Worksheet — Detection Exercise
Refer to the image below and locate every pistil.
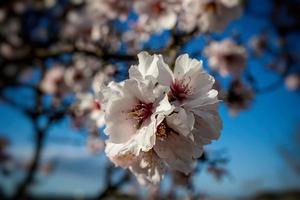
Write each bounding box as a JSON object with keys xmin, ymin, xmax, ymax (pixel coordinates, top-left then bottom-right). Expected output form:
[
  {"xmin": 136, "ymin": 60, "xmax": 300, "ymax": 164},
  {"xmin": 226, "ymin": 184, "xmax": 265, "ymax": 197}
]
[
  {"xmin": 168, "ymin": 78, "xmax": 192, "ymax": 102},
  {"xmin": 128, "ymin": 102, "xmax": 153, "ymax": 129}
]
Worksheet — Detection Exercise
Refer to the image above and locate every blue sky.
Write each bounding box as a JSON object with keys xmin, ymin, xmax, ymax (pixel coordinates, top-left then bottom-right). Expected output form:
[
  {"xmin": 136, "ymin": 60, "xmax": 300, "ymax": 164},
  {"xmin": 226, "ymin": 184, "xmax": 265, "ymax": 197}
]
[{"xmin": 1, "ymin": 0, "xmax": 300, "ymax": 198}]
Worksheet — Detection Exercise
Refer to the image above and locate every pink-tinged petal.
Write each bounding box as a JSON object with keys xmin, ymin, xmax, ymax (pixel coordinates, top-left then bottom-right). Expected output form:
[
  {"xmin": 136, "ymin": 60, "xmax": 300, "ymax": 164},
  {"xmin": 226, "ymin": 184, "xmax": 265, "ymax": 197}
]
[
  {"xmin": 174, "ymin": 54, "xmax": 202, "ymax": 79},
  {"xmin": 105, "ymin": 118, "xmax": 137, "ymax": 144},
  {"xmin": 135, "ymin": 119, "xmax": 156, "ymax": 151},
  {"xmin": 184, "ymin": 89, "xmax": 219, "ymax": 108},
  {"xmin": 153, "ymin": 94, "xmax": 174, "ymax": 117},
  {"xmin": 100, "ymin": 52, "xmax": 223, "ymax": 186},
  {"xmin": 105, "ymin": 97, "xmax": 137, "ymax": 143},
  {"xmin": 125, "ymin": 79, "xmax": 158, "ymax": 104},
  {"xmin": 154, "ymin": 133, "xmax": 203, "ymax": 175},
  {"xmin": 136, "ymin": 51, "xmax": 159, "ymax": 79},
  {"xmin": 166, "ymin": 108, "xmax": 195, "ymax": 141},
  {"xmin": 128, "ymin": 64, "xmax": 143, "ymax": 81},
  {"xmin": 188, "ymin": 72, "xmax": 215, "ymax": 98},
  {"xmin": 192, "ymin": 105, "xmax": 223, "ymax": 142},
  {"xmin": 157, "ymin": 56, "xmax": 173, "ymax": 86}
]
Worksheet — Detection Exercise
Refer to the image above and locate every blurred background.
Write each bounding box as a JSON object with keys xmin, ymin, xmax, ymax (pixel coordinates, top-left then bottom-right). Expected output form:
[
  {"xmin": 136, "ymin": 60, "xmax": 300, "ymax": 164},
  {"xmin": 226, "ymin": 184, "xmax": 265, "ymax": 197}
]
[{"xmin": 0, "ymin": 0, "xmax": 300, "ymax": 199}]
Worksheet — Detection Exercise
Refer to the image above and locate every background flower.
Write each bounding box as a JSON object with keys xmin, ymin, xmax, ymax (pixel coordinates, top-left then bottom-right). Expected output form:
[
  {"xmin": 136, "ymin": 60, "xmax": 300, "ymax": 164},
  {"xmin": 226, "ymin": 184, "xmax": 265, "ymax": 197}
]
[{"xmin": 204, "ymin": 39, "xmax": 247, "ymax": 77}]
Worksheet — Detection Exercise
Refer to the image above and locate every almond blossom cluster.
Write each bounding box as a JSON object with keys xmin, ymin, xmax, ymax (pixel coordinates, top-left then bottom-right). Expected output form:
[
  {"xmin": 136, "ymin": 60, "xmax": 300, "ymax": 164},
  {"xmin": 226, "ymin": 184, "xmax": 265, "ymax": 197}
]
[
  {"xmin": 133, "ymin": 0, "xmax": 242, "ymax": 33},
  {"xmin": 98, "ymin": 52, "xmax": 222, "ymax": 185},
  {"xmin": 40, "ymin": 56, "xmax": 116, "ymax": 151},
  {"xmin": 179, "ymin": 0, "xmax": 242, "ymax": 32},
  {"xmin": 60, "ymin": 0, "xmax": 243, "ymax": 50}
]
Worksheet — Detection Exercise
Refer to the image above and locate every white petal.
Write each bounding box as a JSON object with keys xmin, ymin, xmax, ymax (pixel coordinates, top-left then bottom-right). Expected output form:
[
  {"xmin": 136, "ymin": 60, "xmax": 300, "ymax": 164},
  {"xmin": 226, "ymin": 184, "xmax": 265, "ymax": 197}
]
[
  {"xmin": 188, "ymin": 72, "xmax": 215, "ymax": 99},
  {"xmin": 135, "ymin": 119, "xmax": 156, "ymax": 151},
  {"xmin": 105, "ymin": 97, "xmax": 137, "ymax": 143},
  {"xmin": 174, "ymin": 54, "xmax": 202, "ymax": 79},
  {"xmin": 129, "ymin": 150, "xmax": 166, "ymax": 185},
  {"xmin": 159, "ymin": 12, "xmax": 177, "ymax": 30},
  {"xmin": 154, "ymin": 133, "xmax": 202, "ymax": 175},
  {"xmin": 153, "ymin": 94, "xmax": 174, "ymax": 117},
  {"xmin": 185, "ymin": 89, "xmax": 219, "ymax": 108},
  {"xmin": 125, "ymin": 79, "xmax": 156, "ymax": 104},
  {"xmin": 135, "ymin": 51, "xmax": 160, "ymax": 80},
  {"xmin": 128, "ymin": 64, "xmax": 143, "ymax": 81},
  {"xmin": 166, "ymin": 108, "xmax": 195, "ymax": 141},
  {"xmin": 157, "ymin": 56, "xmax": 173, "ymax": 86},
  {"xmin": 192, "ymin": 104, "xmax": 223, "ymax": 143},
  {"xmin": 105, "ymin": 141, "xmax": 140, "ymax": 168}
]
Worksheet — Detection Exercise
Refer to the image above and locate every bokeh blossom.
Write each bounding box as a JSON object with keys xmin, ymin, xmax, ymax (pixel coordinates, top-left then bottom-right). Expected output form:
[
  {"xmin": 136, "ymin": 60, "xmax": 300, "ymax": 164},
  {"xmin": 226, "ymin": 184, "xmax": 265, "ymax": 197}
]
[
  {"xmin": 178, "ymin": 0, "xmax": 242, "ymax": 32},
  {"xmin": 204, "ymin": 39, "xmax": 247, "ymax": 77},
  {"xmin": 285, "ymin": 74, "xmax": 300, "ymax": 91}
]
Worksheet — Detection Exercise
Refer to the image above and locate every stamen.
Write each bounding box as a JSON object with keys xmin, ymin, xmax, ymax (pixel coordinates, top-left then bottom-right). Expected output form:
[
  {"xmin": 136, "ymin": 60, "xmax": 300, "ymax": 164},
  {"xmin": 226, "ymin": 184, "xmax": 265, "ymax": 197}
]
[
  {"xmin": 156, "ymin": 121, "xmax": 168, "ymax": 141},
  {"xmin": 93, "ymin": 100, "xmax": 101, "ymax": 110},
  {"xmin": 168, "ymin": 78, "xmax": 192, "ymax": 101},
  {"xmin": 128, "ymin": 102, "xmax": 153, "ymax": 129},
  {"xmin": 142, "ymin": 149, "xmax": 154, "ymax": 167},
  {"xmin": 114, "ymin": 153, "xmax": 135, "ymax": 167},
  {"xmin": 73, "ymin": 70, "xmax": 84, "ymax": 81}
]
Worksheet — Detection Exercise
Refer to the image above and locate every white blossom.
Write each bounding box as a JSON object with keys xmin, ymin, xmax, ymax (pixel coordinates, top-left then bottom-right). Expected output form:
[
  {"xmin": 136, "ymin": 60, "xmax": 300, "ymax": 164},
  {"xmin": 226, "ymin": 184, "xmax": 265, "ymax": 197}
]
[
  {"xmin": 87, "ymin": 0, "xmax": 133, "ymax": 21},
  {"xmin": 226, "ymin": 80, "xmax": 254, "ymax": 116},
  {"xmin": 101, "ymin": 52, "xmax": 222, "ymax": 185},
  {"xmin": 199, "ymin": 0, "xmax": 242, "ymax": 32},
  {"xmin": 178, "ymin": 0, "xmax": 242, "ymax": 33},
  {"xmin": 123, "ymin": 24, "xmax": 151, "ymax": 53},
  {"xmin": 285, "ymin": 74, "xmax": 300, "ymax": 91},
  {"xmin": 131, "ymin": 52, "xmax": 222, "ymax": 146},
  {"xmin": 177, "ymin": 1, "xmax": 199, "ymax": 32},
  {"xmin": 62, "ymin": 8, "xmax": 120, "ymax": 49},
  {"xmin": 204, "ymin": 39, "xmax": 247, "ymax": 77},
  {"xmin": 70, "ymin": 93, "xmax": 105, "ymax": 133},
  {"xmin": 134, "ymin": 0, "xmax": 182, "ymax": 33},
  {"xmin": 92, "ymin": 68, "xmax": 115, "ymax": 94},
  {"xmin": 100, "ymin": 78, "xmax": 173, "ymax": 152},
  {"xmin": 64, "ymin": 55, "xmax": 99, "ymax": 92},
  {"xmin": 40, "ymin": 65, "xmax": 66, "ymax": 95}
]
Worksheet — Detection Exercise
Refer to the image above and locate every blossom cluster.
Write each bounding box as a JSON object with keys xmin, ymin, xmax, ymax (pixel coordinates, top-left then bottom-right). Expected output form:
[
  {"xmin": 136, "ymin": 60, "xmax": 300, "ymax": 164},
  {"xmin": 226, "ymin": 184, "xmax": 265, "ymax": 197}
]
[
  {"xmin": 61, "ymin": 0, "xmax": 243, "ymax": 51},
  {"xmin": 84, "ymin": 0, "xmax": 243, "ymax": 34},
  {"xmin": 98, "ymin": 52, "xmax": 222, "ymax": 185},
  {"xmin": 40, "ymin": 55, "xmax": 116, "ymax": 151}
]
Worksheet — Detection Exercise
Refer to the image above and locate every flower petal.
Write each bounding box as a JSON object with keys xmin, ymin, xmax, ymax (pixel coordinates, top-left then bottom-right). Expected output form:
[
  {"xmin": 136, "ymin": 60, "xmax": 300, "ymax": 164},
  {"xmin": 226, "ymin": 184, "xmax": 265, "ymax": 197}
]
[
  {"xmin": 154, "ymin": 132, "xmax": 202, "ymax": 175},
  {"xmin": 166, "ymin": 108, "xmax": 195, "ymax": 141},
  {"xmin": 129, "ymin": 150, "xmax": 166, "ymax": 185}
]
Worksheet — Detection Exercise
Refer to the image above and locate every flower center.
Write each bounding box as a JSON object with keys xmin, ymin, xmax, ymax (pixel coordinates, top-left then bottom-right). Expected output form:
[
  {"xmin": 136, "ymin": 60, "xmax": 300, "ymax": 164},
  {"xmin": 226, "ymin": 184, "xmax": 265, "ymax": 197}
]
[
  {"xmin": 128, "ymin": 101, "xmax": 153, "ymax": 129},
  {"xmin": 54, "ymin": 77, "xmax": 64, "ymax": 87},
  {"xmin": 141, "ymin": 149, "xmax": 155, "ymax": 166},
  {"xmin": 93, "ymin": 100, "xmax": 101, "ymax": 110},
  {"xmin": 168, "ymin": 78, "xmax": 192, "ymax": 102},
  {"xmin": 204, "ymin": 2, "xmax": 218, "ymax": 13},
  {"xmin": 223, "ymin": 54, "xmax": 240, "ymax": 64},
  {"xmin": 152, "ymin": 2, "xmax": 165, "ymax": 15},
  {"xmin": 156, "ymin": 121, "xmax": 168, "ymax": 141},
  {"xmin": 73, "ymin": 70, "xmax": 84, "ymax": 81}
]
